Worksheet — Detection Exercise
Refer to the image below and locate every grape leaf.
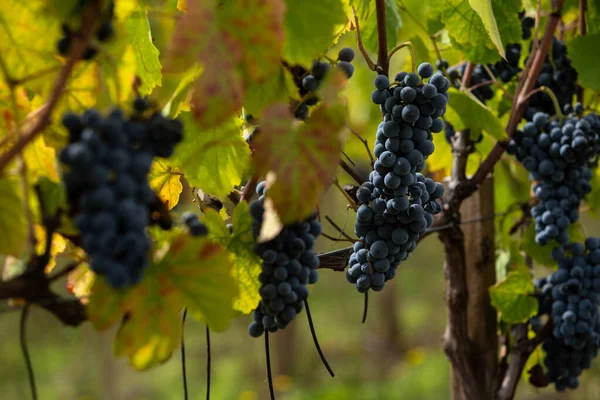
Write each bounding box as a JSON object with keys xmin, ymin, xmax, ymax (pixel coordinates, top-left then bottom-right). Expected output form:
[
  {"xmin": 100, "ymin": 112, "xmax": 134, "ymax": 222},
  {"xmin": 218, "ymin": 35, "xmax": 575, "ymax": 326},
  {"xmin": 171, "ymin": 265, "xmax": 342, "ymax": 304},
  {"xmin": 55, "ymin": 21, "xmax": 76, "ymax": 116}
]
[
  {"xmin": 520, "ymin": 223, "xmax": 555, "ymax": 267},
  {"xmin": 66, "ymin": 263, "xmax": 95, "ymax": 299},
  {"xmin": 569, "ymin": 33, "xmax": 600, "ymax": 90},
  {"xmin": 430, "ymin": 0, "xmax": 522, "ymax": 63},
  {"xmin": 468, "ymin": 0, "xmax": 505, "ymax": 58},
  {"xmin": 148, "ymin": 160, "xmax": 183, "ymax": 210},
  {"xmin": 177, "ymin": 0, "xmax": 187, "ymax": 12},
  {"xmin": 252, "ymin": 100, "xmax": 345, "ymax": 223},
  {"xmin": 124, "ymin": 8, "xmax": 162, "ymax": 95},
  {"xmin": 201, "ymin": 203, "xmax": 262, "ymax": 314},
  {"xmin": 167, "ymin": 0, "xmax": 244, "ymax": 128},
  {"xmin": 426, "ymin": 129, "xmax": 453, "ymax": 176},
  {"xmin": 445, "ymin": 89, "xmax": 505, "ymax": 140},
  {"xmin": 355, "ymin": 0, "xmax": 403, "ymax": 54},
  {"xmin": 23, "ymin": 136, "xmax": 59, "ymax": 183},
  {"xmin": 34, "ymin": 225, "xmax": 67, "ymax": 273},
  {"xmin": 283, "ymin": 0, "xmax": 348, "ymax": 65},
  {"xmin": 172, "ymin": 114, "xmax": 250, "ymax": 198},
  {"xmin": 243, "ymin": 65, "xmax": 296, "ymax": 117},
  {"xmin": 0, "ymin": 178, "xmax": 27, "ymax": 257},
  {"xmin": 88, "ymin": 236, "xmax": 236, "ymax": 370},
  {"xmin": 217, "ymin": 0, "xmax": 285, "ymax": 82},
  {"xmin": 489, "ymin": 270, "xmax": 538, "ymax": 323}
]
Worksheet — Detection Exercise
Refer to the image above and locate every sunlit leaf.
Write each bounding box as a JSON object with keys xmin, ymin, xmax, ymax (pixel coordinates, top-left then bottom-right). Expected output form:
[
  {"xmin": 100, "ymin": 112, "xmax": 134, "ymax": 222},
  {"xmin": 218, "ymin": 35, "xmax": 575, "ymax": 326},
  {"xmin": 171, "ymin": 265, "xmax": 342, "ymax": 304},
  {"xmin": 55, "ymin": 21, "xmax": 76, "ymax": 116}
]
[
  {"xmin": 569, "ymin": 33, "xmax": 600, "ymax": 90},
  {"xmin": 172, "ymin": 114, "xmax": 250, "ymax": 198},
  {"xmin": 23, "ymin": 136, "xmax": 59, "ymax": 183},
  {"xmin": 445, "ymin": 89, "xmax": 505, "ymax": 140},
  {"xmin": 125, "ymin": 8, "xmax": 162, "ymax": 95},
  {"xmin": 148, "ymin": 160, "xmax": 183, "ymax": 210},
  {"xmin": 468, "ymin": 0, "xmax": 505, "ymax": 58},
  {"xmin": 489, "ymin": 270, "xmax": 538, "ymax": 323},
  {"xmin": 35, "ymin": 225, "xmax": 67, "ymax": 273},
  {"xmin": 67, "ymin": 263, "xmax": 96, "ymax": 300},
  {"xmin": 354, "ymin": 0, "xmax": 402, "ymax": 54},
  {"xmin": 202, "ymin": 203, "xmax": 262, "ymax": 314}
]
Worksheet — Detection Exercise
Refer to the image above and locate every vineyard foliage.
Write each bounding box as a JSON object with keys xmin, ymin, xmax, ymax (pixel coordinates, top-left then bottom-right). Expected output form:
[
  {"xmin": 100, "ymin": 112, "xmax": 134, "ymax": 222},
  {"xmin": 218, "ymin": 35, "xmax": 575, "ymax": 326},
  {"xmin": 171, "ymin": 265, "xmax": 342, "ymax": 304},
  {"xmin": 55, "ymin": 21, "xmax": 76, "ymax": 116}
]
[{"xmin": 1, "ymin": 0, "xmax": 600, "ymax": 396}]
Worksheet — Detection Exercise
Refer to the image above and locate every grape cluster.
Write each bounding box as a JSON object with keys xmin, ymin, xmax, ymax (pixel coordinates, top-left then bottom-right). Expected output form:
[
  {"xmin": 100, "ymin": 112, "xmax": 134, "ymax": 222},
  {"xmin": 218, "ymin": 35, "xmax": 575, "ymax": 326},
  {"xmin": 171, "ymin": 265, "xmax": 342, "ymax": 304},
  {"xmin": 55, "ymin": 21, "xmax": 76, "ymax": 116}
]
[
  {"xmin": 532, "ymin": 240, "xmax": 600, "ymax": 391},
  {"xmin": 59, "ymin": 102, "xmax": 183, "ymax": 288},
  {"xmin": 57, "ymin": 1, "xmax": 115, "ymax": 60},
  {"xmin": 524, "ymin": 38, "xmax": 579, "ymax": 120},
  {"xmin": 247, "ymin": 183, "xmax": 322, "ymax": 337},
  {"xmin": 293, "ymin": 47, "xmax": 355, "ymax": 120},
  {"xmin": 182, "ymin": 212, "xmax": 208, "ymax": 237},
  {"xmin": 507, "ymin": 110, "xmax": 599, "ymax": 245},
  {"xmin": 345, "ymin": 63, "xmax": 448, "ymax": 292}
]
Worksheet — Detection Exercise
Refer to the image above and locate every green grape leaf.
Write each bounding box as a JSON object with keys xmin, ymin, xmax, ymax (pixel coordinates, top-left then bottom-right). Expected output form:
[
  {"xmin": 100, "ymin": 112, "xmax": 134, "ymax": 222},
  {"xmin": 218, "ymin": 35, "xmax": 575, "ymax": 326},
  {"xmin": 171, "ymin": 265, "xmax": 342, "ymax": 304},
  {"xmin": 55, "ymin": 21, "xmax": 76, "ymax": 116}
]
[
  {"xmin": 426, "ymin": 128, "xmax": 453, "ymax": 176},
  {"xmin": 148, "ymin": 160, "xmax": 183, "ymax": 210},
  {"xmin": 283, "ymin": 0, "xmax": 348, "ymax": 65},
  {"xmin": 445, "ymin": 89, "xmax": 506, "ymax": 140},
  {"xmin": 569, "ymin": 33, "xmax": 600, "ymax": 90},
  {"xmin": 489, "ymin": 270, "xmax": 538, "ymax": 324},
  {"xmin": 201, "ymin": 203, "xmax": 262, "ymax": 314},
  {"xmin": 172, "ymin": 114, "xmax": 250, "ymax": 198},
  {"xmin": 355, "ymin": 0, "xmax": 402, "ymax": 54},
  {"xmin": 243, "ymin": 65, "xmax": 296, "ymax": 117},
  {"xmin": 0, "ymin": 178, "xmax": 27, "ymax": 257},
  {"xmin": 468, "ymin": 0, "xmax": 505, "ymax": 57},
  {"xmin": 217, "ymin": 0, "xmax": 285, "ymax": 82},
  {"xmin": 252, "ymin": 99, "xmax": 345, "ymax": 223},
  {"xmin": 430, "ymin": 0, "xmax": 522, "ymax": 63},
  {"xmin": 124, "ymin": 8, "xmax": 162, "ymax": 95},
  {"xmin": 89, "ymin": 236, "xmax": 236, "ymax": 370},
  {"xmin": 35, "ymin": 177, "xmax": 67, "ymax": 218}
]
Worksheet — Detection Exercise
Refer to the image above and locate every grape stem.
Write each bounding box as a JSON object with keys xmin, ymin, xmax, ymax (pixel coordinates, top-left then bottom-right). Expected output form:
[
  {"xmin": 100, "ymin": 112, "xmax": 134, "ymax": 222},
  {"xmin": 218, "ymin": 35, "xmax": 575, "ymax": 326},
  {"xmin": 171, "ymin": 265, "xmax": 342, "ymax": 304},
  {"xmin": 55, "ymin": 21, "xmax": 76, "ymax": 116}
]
[
  {"xmin": 387, "ymin": 42, "xmax": 417, "ymax": 74},
  {"xmin": 332, "ymin": 177, "xmax": 359, "ymax": 211},
  {"xmin": 351, "ymin": 6, "xmax": 377, "ymax": 72},
  {"xmin": 522, "ymin": 86, "xmax": 564, "ymax": 121},
  {"xmin": 375, "ymin": 0, "xmax": 390, "ymax": 76}
]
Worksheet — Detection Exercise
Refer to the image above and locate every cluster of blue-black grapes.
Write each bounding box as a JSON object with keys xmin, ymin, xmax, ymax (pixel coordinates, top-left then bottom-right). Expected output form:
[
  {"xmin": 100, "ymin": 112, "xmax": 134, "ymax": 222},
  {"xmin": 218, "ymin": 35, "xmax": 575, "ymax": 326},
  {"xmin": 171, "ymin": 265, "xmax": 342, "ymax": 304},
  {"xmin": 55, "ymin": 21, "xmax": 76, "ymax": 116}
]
[
  {"xmin": 247, "ymin": 182, "xmax": 322, "ymax": 337},
  {"xmin": 293, "ymin": 48, "xmax": 355, "ymax": 120},
  {"xmin": 507, "ymin": 110, "xmax": 600, "ymax": 245},
  {"xmin": 524, "ymin": 37, "xmax": 579, "ymax": 121},
  {"xmin": 57, "ymin": 1, "xmax": 115, "ymax": 60},
  {"xmin": 531, "ymin": 240, "xmax": 600, "ymax": 391},
  {"xmin": 59, "ymin": 100, "xmax": 183, "ymax": 288},
  {"xmin": 345, "ymin": 63, "xmax": 447, "ymax": 292}
]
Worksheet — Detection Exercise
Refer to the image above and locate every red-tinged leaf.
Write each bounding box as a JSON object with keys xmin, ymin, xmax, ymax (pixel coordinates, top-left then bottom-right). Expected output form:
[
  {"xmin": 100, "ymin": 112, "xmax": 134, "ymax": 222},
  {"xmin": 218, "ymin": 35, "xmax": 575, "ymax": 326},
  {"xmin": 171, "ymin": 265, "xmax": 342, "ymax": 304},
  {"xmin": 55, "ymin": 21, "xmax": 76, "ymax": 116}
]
[
  {"xmin": 87, "ymin": 277, "xmax": 128, "ymax": 331},
  {"xmin": 167, "ymin": 0, "xmax": 244, "ymax": 128},
  {"xmin": 252, "ymin": 102, "xmax": 346, "ymax": 223},
  {"xmin": 190, "ymin": 57, "xmax": 244, "ymax": 129},
  {"xmin": 217, "ymin": 0, "xmax": 286, "ymax": 82}
]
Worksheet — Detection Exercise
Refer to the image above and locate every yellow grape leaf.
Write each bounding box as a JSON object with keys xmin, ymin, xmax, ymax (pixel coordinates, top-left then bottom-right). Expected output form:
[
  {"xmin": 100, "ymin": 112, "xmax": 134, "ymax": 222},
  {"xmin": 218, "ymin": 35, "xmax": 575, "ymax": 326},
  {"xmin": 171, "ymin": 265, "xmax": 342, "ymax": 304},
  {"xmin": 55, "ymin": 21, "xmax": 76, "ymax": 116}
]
[
  {"xmin": 426, "ymin": 130, "xmax": 453, "ymax": 176},
  {"xmin": 23, "ymin": 136, "xmax": 59, "ymax": 183},
  {"xmin": 172, "ymin": 114, "xmax": 250, "ymax": 198},
  {"xmin": 177, "ymin": 0, "xmax": 187, "ymax": 12},
  {"xmin": 88, "ymin": 236, "xmax": 236, "ymax": 370},
  {"xmin": 148, "ymin": 160, "xmax": 183, "ymax": 210},
  {"xmin": 115, "ymin": 0, "xmax": 139, "ymax": 20},
  {"xmin": 201, "ymin": 203, "xmax": 262, "ymax": 314},
  {"xmin": 252, "ymin": 101, "xmax": 345, "ymax": 223},
  {"xmin": 34, "ymin": 225, "xmax": 67, "ymax": 273},
  {"xmin": 66, "ymin": 263, "xmax": 95, "ymax": 301},
  {"xmin": 0, "ymin": 178, "xmax": 27, "ymax": 257}
]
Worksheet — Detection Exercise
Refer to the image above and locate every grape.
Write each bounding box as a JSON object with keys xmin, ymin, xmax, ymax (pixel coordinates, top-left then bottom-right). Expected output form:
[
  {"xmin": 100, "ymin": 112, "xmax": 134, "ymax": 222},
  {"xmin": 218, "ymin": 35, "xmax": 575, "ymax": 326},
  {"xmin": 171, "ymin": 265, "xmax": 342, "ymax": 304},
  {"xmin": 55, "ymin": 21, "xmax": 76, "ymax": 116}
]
[
  {"xmin": 374, "ymin": 75, "xmax": 390, "ymax": 91},
  {"xmin": 248, "ymin": 183, "xmax": 322, "ymax": 337},
  {"xmin": 338, "ymin": 47, "xmax": 355, "ymax": 62},
  {"xmin": 60, "ymin": 103, "xmax": 183, "ymax": 288},
  {"xmin": 508, "ymin": 110, "xmax": 598, "ymax": 245},
  {"xmin": 347, "ymin": 65, "xmax": 448, "ymax": 292},
  {"xmin": 302, "ymin": 75, "xmax": 318, "ymax": 91},
  {"xmin": 337, "ymin": 61, "xmax": 354, "ymax": 78},
  {"xmin": 417, "ymin": 63, "xmax": 434, "ymax": 79}
]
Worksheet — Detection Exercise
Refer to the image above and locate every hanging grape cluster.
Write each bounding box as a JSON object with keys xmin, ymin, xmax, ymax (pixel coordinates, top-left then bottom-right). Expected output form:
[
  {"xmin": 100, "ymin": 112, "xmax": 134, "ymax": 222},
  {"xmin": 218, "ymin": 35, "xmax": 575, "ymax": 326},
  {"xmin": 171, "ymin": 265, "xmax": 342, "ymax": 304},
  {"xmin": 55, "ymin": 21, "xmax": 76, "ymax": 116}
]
[
  {"xmin": 532, "ymin": 240, "xmax": 600, "ymax": 391},
  {"xmin": 345, "ymin": 63, "xmax": 447, "ymax": 292},
  {"xmin": 247, "ymin": 182, "xmax": 322, "ymax": 337},
  {"xmin": 60, "ymin": 101, "xmax": 183, "ymax": 288},
  {"xmin": 291, "ymin": 47, "xmax": 356, "ymax": 120},
  {"xmin": 57, "ymin": 1, "xmax": 115, "ymax": 60},
  {"xmin": 507, "ymin": 109, "xmax": 600, "ymax": 245}
]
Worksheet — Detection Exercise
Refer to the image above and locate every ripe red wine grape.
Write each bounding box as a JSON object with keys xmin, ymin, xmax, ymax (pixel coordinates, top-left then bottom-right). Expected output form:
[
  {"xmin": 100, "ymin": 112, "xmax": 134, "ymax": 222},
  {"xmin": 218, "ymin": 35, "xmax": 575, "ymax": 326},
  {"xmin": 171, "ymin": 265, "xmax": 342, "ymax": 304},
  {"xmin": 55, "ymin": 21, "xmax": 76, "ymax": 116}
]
[
  {"xmin": 346, "ymin": 64, "xmax": 448, "ymax": 292},
  {"xmin": 60, "ymin": 101, "xmax": 183, "ymax": 288},
  {"xmin": 248, "ymin": 182, "xmax": 322, "ymax": 337}
]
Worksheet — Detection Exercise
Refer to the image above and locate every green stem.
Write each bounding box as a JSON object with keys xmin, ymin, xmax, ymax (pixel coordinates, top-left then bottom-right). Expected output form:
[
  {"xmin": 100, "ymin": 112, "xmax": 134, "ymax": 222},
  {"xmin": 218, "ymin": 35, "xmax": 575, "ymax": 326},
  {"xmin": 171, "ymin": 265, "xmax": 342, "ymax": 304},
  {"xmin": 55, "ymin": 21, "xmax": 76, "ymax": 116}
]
[{"xmin": 388, "ymin": 41, "xmax": 416, "ymax": 73}]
